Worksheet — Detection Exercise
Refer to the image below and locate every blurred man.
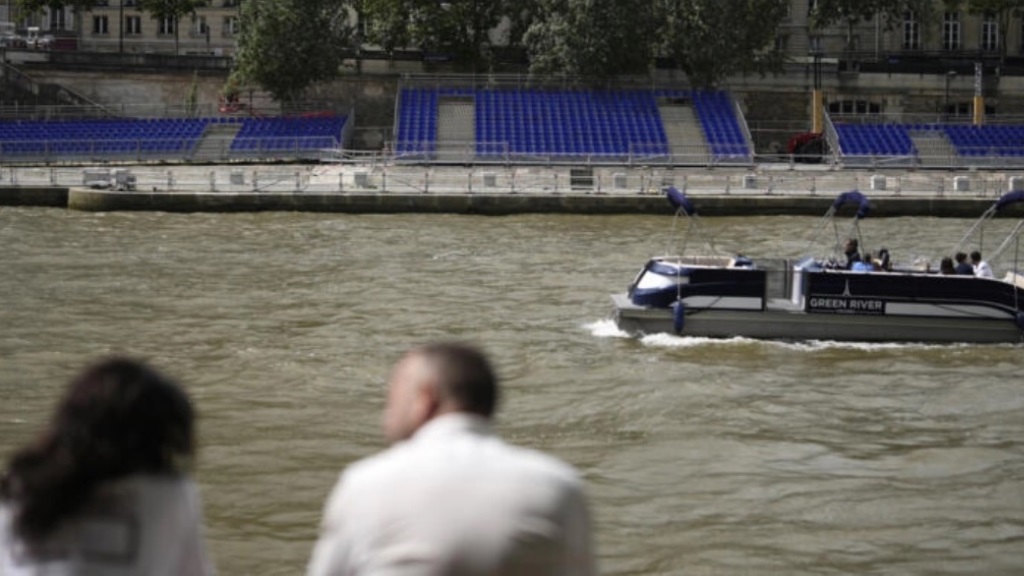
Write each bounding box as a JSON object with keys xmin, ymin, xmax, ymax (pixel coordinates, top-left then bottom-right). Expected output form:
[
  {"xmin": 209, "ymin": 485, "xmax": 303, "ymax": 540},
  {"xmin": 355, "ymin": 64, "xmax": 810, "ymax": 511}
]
[
  {"xmin": 308, "ymin": 342, "xmax": 596, "ymax": 576},
  {"xmin": 971, "ymin": 250, "xmax": 994, "ymax": 278}
]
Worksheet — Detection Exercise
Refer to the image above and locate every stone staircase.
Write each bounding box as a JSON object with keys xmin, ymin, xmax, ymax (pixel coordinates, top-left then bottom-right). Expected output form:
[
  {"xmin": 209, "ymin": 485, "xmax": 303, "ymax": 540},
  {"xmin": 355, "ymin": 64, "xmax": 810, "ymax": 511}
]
[
  {"xmin": 909, "ymin": 129, "xmax": 957, "ymax": 167},
  {"xmin": 659, "ymin": 104, "xmax": 708, "ymax": 164},
  {"xmin": 436, "ymin": 97, "xmax": 475, "ymax": 162},
  {"xmin": 191, "ymin": 122, "xmax": 242, "ymax": 162}
]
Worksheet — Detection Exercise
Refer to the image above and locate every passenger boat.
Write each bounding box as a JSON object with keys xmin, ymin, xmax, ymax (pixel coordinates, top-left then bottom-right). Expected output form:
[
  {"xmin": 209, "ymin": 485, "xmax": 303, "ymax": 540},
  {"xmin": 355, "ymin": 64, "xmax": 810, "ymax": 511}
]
[{"xmin": 611, "ymin": 187, "xmax": 1024, "ymax": 343}]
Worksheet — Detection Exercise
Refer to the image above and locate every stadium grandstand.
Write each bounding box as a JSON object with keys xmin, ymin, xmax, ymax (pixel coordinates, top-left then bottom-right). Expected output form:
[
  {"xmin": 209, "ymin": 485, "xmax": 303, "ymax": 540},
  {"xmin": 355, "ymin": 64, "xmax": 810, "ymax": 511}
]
[
  {"xmin": 391, "ymin": 82, "xmax": 754, "ymax": 166},
  {"xmin": 3, "ymin": 76, "xmax": 1024, "ymax": 171},
  {"xmin": 387, "ymin": 78, "xmax": 1024, "ymax": 169},
  {"xmin": 0, "ymin": 112, "xmax": 352, "ymax": 164}
]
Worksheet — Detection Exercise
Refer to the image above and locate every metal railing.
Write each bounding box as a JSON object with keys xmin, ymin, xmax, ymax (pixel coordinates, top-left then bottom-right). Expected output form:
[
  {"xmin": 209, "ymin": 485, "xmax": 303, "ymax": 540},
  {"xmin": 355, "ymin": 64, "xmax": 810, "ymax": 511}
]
[{"xmin": 3, "ymin": 163, "xmax": 1021, "ymax": 200}]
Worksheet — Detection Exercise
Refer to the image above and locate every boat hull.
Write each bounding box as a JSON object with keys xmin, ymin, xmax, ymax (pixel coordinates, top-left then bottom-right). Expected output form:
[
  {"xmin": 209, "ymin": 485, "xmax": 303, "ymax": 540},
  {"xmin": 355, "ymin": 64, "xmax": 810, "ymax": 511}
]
[{"xmin": 611, "ymin": 293, "xmax": 1024, "ymax": 344}]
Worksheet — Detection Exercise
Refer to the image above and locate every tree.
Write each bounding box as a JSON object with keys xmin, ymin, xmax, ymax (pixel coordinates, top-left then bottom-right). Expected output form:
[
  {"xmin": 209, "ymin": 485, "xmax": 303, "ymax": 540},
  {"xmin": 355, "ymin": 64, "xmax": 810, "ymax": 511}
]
[
  {"xmin": 15, "ymin": 0, "xmax": 96, "ymax": 12},
  {"xmin": 656, "ymin": 0, "xmax": 790, "ymax": 89},
  {"xmin": 233, "ymin": 0, "xmax": 355, "ymax": 103},
  {"xmin": 15, "ymin": 0, "xmax": 100, "ymax": 37},
  {"xmin": 521, "ymin": 0, "xmax": 657, "ymax": 80},
  {"xmin": 135, "ymin": 0, "xmax": 205, "ymax": 55},
  {"xmin": 361, "ymin": 0, "xmax": 511, "ymax": 73}
]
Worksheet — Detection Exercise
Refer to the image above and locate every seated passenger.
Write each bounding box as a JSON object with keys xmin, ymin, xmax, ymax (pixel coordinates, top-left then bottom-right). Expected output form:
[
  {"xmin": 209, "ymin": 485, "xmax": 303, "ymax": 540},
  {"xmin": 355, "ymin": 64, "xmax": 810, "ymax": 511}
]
[
  {"xmin": 873, "ymin": 248, "xmax": 892, "ymax": 272},
  {"xmin": 843, "ymin": 238, "xmax": 861, "ymax": 270},
  {"xmin": 954, "ymin": 252, "xmax": 973, "ymax": 275},
  {"xmin": 971, "ymin": 250, "xmax": 994, "ymax": 278},
  {"xmin": 939, "ymin": 256, "xmax": 956, "ymax": 275},
  {"xmin": 851, "ymin": 253, "xmax": 875, "ymax": 273}
]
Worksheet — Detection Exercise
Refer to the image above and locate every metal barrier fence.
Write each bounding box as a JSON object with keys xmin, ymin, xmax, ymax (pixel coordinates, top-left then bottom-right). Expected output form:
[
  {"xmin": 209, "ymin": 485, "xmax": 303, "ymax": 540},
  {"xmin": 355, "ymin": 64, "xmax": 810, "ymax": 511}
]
[
  {"xmin": 0, "ymin": 136, "xmax": 342, "ymax": 164},
  {"xmin": 3, "ymin": 163, "xmax": 1022, "ymax": 199}
]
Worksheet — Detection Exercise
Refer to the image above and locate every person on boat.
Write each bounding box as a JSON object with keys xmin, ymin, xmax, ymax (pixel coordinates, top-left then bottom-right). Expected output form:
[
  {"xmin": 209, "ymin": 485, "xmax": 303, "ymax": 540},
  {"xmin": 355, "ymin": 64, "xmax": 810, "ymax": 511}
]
[
  {"xmin": 307, "ymin": 342, "xmax": 597, "ymax": 576},
  {"xmin": 939, "ymin": 256, "xmax": 956, "ymax": 275},
  {"xmin": 971, "ymin": 251, "xmax": 994, "ymax": 278},
  {"xmin": 843, "ymin": 238, "xmax": 861, "ymax": 270},
  {"xmin": 852, "ymin": 253, "xmax": 875, "ymax": 272},
  {"xmin": 0, "ymin": 357, "xmax": 213, "ymax": 575},
  {"xmin": 954, "ymin": 252, "xmax": 974, "ymax": 275},
  {"xmin": 873, "ymin": 248, "xmax": 893, "ymax": 272}
]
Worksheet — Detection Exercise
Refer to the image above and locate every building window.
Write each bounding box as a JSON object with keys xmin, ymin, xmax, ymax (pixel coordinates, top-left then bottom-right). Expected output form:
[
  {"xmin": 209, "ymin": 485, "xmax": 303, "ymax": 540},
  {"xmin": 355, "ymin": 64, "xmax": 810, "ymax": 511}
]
[
  {"xmin": 903, "ymin": 12, "xmax": 920, "ymax": 50},
  {"xmin": 158, "ymin": 17, "xmax": 175, "ymax": 35},
  {"xmin": 223, "ymin": 15, "xmax": 239, "ymax": 37},
  {"xmin": 982, "ymin": 14, "xmax": 999, "ymax": 52},
  {"xmin": 191, "ymin": 15, "xmax": 208, "ymax": 37},
  {"xmin": 828, "ymin": 100, "xmax": 881, "ymax": 115},
  {"xmin": 942, "ymin": 12, "xmax": 960, "ymax": 51},
  {"xmin": 49, "ymin": 9, "xmax": 66, "ymax": 31},
  {"xmin": 125, "ymin": 15, "xmax": 141, "ymax": 36},
  {"xmin": 93, "ymin": 15, "xmax": 109, "ymax": 35}
]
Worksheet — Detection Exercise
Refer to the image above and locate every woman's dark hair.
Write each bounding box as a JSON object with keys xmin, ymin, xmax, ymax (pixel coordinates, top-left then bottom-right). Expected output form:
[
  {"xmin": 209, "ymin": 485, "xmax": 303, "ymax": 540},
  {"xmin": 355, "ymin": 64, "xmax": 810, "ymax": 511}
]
[{"xmin": 0, "ymin": 357, "xmax": 195, "ymax": 541}]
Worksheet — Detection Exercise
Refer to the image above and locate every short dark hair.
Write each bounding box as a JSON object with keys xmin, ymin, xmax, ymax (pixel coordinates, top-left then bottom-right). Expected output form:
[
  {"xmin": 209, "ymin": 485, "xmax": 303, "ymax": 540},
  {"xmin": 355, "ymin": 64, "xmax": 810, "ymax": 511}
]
[
  {"xmin": 416, "ymin": 343, "xmax": 499, "ymax": 418},
  {"xmin": 1, "ymin": 357, "xmax": 195, "ymax": 542},
  {"xmin": 955, "ymin": 252, "xmax": 967, "ymax": 262},
  {"xmin": 971, "ymin": 250, "xmax": 982, "ymax": 262}
]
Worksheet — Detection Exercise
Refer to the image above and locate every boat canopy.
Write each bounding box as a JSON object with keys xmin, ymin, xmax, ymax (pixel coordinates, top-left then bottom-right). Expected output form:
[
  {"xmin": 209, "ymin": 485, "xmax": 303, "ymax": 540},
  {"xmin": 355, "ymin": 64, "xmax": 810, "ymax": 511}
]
[
  {"xmin": 952, "ymin": 190, "xmax": 1024, "ymax": 263},
  {"xmin": 831, "ymin": 190, "xmax": 871, "ymax": 220},
  {"xmin": 665, "ymin": 186, "xmax": 696, "ymax": 216},
  {"xmin": 798, "ymin": 190, "xmax": 870, "ymax": 262},
  {"xmin": 994, "ymin": 190, "xmax": 1024, "ymax": 212},
  {"xmin": 661, "ymin": 186, "xmax": 724, "ymax": 257}
]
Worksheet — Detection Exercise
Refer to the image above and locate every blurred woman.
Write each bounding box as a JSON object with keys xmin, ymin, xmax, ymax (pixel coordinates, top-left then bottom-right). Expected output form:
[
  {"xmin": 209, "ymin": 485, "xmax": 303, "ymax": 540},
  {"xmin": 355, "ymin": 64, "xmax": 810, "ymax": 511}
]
[{"xmin": 0, "ymin": 357, "xmax": 213, "ymax": 575}]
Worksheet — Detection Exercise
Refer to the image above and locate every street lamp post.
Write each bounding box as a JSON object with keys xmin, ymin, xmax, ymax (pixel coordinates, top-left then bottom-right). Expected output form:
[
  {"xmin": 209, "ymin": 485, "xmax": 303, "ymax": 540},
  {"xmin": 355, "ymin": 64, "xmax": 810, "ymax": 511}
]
[{"xmin": 944, "ymin": 70, "xmax": 957, "ymax": 120}]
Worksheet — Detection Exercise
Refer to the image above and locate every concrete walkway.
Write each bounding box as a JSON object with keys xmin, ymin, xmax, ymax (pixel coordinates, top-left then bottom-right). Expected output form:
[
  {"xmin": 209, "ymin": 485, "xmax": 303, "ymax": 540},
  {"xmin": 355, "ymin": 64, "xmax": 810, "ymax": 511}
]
[{"xmin": 2, "ymin": 162, "xmax": 1023, "ymax": 216}]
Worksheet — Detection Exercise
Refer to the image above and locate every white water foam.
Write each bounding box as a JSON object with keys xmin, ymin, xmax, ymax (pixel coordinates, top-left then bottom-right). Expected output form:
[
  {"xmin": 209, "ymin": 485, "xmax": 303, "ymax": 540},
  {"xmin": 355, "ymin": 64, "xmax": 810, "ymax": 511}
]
[{"xmin": 584, "ymin": 318, "xmax": 631, "ymax": 338}]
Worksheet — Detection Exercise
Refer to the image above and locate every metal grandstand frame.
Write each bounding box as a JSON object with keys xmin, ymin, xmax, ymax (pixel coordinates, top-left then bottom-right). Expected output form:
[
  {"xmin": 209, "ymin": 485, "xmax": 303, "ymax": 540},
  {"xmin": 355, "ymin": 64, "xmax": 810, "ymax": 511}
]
[
  {"xmin": 825, "ymin": 108, "xmax": 1024, "ymax": 170},
  {"xmin": 390, "ymin": 74, "xmax": 756, "ymax": 168}
]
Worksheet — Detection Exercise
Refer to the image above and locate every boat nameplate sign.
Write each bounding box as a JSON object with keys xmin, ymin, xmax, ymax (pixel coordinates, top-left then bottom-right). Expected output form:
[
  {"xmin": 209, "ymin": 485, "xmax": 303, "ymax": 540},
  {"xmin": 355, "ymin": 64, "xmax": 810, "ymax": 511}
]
[{"xmin": 806, "ymin": 296, "xmax": 886, "ymax": 315}]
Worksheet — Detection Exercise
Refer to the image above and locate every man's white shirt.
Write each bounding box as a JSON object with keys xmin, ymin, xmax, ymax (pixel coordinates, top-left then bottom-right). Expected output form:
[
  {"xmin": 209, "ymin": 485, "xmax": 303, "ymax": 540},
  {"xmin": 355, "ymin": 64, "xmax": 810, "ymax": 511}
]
[{"xmin": 307, "ymin": 413, "xmax": 596, "ymax": 576}]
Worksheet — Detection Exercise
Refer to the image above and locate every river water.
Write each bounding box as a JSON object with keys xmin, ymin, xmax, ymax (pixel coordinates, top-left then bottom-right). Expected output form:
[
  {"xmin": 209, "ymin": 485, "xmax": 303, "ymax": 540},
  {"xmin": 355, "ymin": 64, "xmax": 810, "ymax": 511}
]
[{"xmin": 1, "ymin": 207, "xmax": 1022, "ymax": 575}]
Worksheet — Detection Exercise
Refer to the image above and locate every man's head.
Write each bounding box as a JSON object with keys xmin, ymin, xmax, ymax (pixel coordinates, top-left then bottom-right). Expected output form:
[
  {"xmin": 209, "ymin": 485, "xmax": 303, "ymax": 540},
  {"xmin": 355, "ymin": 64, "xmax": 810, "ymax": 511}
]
[
  {"xmin": 971, "ymin": 250, "xmax": 982, "ymax": 264},
  {"xmin": 955, "ymin": 252, "xmax": 967, "ymax": 264},
  {"xmin": 844, "ymin": 238, "xmax": 858, "ymax": 254},
  {"xmin": 382, "ymin": 342, "xmax": 499, "ymax": 443}
]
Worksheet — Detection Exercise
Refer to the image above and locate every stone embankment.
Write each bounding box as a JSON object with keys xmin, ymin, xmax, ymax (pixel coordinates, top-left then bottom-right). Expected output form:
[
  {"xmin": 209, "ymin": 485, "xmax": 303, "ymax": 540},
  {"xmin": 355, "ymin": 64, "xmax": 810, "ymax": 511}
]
[{"xmin": 1, "ymin": 164, "xmax": 1022, "ymax": 217}]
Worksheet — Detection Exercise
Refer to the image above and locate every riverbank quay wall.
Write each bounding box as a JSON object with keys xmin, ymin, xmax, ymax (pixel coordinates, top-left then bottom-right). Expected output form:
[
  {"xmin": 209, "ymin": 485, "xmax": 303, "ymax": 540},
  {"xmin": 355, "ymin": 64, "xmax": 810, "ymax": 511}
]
[
  {"xmin": 1, "ymin": 186, "xmax": 1019, "ymax": 218},
  {"xmin": 4, "ymin": 164, "xmax": 1024, "ymax": 216}
]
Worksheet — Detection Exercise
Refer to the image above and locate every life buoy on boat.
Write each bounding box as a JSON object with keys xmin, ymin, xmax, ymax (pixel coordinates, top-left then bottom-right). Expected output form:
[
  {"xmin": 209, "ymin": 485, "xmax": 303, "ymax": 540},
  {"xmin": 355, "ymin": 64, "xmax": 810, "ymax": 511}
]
[{"xmin": 672, "ymin": 301, "xmax": 686, "ymax": 333}]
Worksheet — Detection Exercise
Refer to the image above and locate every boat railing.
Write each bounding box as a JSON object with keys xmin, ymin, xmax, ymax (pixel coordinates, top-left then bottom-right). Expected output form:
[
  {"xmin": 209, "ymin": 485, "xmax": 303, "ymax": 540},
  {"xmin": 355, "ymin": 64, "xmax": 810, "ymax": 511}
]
[{"xmin": 655, "ymin": 255, "xmax": 737, "ymax": 268}]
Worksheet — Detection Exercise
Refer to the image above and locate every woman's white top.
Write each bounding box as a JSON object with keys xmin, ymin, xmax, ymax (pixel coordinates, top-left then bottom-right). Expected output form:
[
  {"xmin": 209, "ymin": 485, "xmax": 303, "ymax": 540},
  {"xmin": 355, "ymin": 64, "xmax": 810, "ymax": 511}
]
[{"xmin": 0, "ymin": 474, "xmax": 213, "ymax": 575}]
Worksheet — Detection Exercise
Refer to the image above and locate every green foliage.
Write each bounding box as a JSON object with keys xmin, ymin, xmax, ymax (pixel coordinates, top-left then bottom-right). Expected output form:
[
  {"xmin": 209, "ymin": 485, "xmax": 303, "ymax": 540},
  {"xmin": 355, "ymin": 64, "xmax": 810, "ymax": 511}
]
[
  {"xmin": 522, "ymin": 0, "xmax": 656, "ymax": 80},
  {"xmin": 15, "ymin": 0, "xmax": 98, "ymax": 13},
  {"xmin": 361, "ymin": 0, "xmax": 510, "ymax": 71},
  {"xmin": 135, "ymin": 0, "xmax": 206, "ymax": 21},
  {"xmin": 233, "ymin": 0, "xmax": 355, "ymax": 103},
  {"xmin": 656, "ymin": 0, "xmax": 790, "ymax": 89}
]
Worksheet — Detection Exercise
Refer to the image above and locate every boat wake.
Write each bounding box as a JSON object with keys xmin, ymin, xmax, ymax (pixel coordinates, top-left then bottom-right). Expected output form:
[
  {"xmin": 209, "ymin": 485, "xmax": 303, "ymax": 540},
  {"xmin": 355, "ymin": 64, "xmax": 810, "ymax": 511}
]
[
  {"xmin": 584, "ymin": 319, "xmax": 631, "ymax": 338},
  {"xmin": 589, "ymin": 319, "xmax": 978, "ymax": 351}
]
